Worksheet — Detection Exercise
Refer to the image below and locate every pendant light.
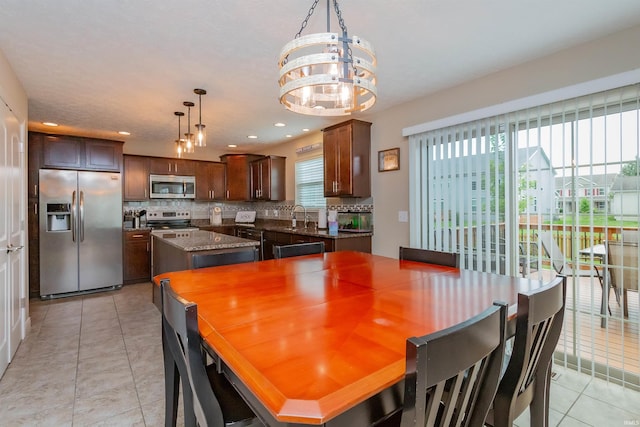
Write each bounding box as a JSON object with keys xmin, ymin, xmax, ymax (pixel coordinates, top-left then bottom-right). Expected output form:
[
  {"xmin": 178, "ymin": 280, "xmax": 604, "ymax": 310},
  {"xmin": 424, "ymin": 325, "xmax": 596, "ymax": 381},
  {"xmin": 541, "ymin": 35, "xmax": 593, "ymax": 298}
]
[
  {"xmin": 278, "ymin": 0, "xmax": 377, "ymax": 116},
  {"xmin": 194, "ymin": 88, "xmax": 207, "ymax": 147},
  {"xmin": 183, "ymin": 101, "xmax": 195, "ymax": 154},
  {"xmin": 174, "ymin": 111, "xmax": 185, "ymax": 158}
]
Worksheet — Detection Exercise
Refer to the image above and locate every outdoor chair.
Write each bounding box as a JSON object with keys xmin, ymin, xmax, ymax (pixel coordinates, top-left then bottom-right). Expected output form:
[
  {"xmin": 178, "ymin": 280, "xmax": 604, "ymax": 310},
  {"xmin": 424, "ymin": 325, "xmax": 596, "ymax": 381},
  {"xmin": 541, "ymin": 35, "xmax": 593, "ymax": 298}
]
[
  {"xmin": 485, "ymin": 276, "xmax": 566, "ymax": 427},
  {"xmin": 398, "ymin": 246, "xmax": 460, "ymax": 268},
  {"xmin": 538, "ymin": 231, "xmax": 597, "ymax": 278},
  {"xmin": 160, "ymin": 279, "xmax": 258, "ymax": 427},
  {"xmin": 376, "ymin": 302, "xmax": 508, "ymax": 427},
  {"xmin": 603, "ymin": 240, "xmax": 639, "ymax": 322},
  {"xmin": 273, "ymin": 242, "xmax": 325, "ymax": 259}
]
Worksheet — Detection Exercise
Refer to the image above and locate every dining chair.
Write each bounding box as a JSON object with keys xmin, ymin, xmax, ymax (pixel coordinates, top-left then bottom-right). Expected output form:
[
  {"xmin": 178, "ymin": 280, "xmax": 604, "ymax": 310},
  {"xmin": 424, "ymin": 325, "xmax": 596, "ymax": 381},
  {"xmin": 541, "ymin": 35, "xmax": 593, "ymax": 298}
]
[
  {"xmin": 273, "ymin": 241, "xmax": 325, "ymax": 259},
  {"xmin": 160, "ymin": 278, "xmax": 258, "ymax": 427},
  {"xmin": 375, "ymin": 301, "xmax": 508, "ymax": 427},
  {"xmin": 191, "ymin": 247, "xmax": 259, "ymax": 269},
  {"xmin": 604, "ymin": 240, "xmax": 639, "ymax": 320},
  {"xmin": 485, "ymin": 275, "xmax": 567, "ymax": 427},
  {"xmin": 398, "ymin": 246, "xmax": 460, "ymax": 268}
]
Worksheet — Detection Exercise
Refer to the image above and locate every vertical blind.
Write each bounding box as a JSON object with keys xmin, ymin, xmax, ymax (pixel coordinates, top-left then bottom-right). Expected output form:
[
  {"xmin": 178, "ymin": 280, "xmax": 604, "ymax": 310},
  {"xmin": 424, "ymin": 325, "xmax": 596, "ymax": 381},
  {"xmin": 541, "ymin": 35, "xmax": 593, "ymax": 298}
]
[
  {"xmin": 408, "ymin": 83, "xmax": 640, "ymax": 389},
  {"xmin": 295, "ymin": 156, "xmax": 326, "ymax": 208}
]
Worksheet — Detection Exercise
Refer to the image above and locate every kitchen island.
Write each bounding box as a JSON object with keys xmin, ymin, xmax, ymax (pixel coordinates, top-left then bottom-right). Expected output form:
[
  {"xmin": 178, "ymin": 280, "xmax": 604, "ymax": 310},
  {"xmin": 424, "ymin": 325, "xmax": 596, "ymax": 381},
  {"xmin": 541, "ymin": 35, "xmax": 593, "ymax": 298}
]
[{"xmin": 151, "ymin": 229, "xmax": 259, "ymax": 276}]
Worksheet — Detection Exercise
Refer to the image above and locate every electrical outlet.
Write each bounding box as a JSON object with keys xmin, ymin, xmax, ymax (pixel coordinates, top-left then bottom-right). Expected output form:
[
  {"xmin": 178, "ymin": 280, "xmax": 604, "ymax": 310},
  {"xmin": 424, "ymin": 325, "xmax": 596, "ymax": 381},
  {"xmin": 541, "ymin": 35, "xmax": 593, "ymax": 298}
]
[{"xmin": 398, "ymin": 211, "xmax": 409, "ymax": 222}]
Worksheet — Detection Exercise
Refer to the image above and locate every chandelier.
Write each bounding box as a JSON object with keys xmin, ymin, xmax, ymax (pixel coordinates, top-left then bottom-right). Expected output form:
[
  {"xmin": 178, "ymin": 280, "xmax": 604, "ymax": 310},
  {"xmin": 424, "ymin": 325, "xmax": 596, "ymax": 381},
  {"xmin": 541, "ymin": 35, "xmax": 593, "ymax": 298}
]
[
  {"xmin": 278, "ymin": 0, "xmax": 377, "ymax": 116},
  {"xmin": 173, "ymin": 88, "xmax": 207, "ymax": 157}
]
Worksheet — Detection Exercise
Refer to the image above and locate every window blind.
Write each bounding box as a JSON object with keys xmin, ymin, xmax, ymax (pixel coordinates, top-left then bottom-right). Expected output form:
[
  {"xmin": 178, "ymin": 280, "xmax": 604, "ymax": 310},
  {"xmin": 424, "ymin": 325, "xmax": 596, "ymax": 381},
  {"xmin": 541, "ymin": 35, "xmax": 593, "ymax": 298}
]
[{"xmin": 295, "ymin": 156, "xmax": 326, "ymax": 208}]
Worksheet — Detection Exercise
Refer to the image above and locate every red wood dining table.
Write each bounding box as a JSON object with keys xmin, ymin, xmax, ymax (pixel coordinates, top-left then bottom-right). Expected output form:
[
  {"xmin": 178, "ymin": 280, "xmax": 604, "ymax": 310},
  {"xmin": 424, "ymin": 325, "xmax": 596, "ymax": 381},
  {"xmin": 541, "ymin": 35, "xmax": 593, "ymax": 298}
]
[{"xmin": 153, "ymin": 251, "xmax": 547, "ymax": 426}]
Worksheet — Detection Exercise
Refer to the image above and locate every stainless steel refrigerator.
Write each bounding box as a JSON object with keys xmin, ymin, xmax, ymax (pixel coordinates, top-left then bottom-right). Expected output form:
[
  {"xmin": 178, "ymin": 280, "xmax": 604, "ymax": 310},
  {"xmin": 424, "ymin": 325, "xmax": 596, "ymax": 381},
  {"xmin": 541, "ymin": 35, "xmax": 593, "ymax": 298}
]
[{"xmin": 39, "ymin": 169, "xmax": 123, "ymax": 297}]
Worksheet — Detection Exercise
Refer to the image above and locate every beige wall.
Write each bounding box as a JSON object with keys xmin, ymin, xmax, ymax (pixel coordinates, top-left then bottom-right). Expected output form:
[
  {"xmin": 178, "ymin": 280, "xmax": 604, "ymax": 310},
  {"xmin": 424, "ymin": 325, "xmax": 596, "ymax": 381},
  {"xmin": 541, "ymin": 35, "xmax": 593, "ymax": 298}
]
[{"xmin": 366, "ymin": 25, "xmax": 640, "ymax": 258}]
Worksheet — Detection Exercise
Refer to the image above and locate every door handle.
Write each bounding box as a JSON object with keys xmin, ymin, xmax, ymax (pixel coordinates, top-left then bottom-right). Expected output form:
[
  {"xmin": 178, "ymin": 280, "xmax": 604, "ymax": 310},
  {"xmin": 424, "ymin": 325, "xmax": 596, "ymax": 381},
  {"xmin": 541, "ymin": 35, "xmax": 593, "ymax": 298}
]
[
  {"xmin": 71, "ymin": 191, "xmax": 77, "ymax": 242},
  {"xmin": 79, "ymin": 191, "xmax": 85, "ymax": 242},
  {"xmin": 6, "ymin": 243, "xmax": 24, "ymax": 254}
]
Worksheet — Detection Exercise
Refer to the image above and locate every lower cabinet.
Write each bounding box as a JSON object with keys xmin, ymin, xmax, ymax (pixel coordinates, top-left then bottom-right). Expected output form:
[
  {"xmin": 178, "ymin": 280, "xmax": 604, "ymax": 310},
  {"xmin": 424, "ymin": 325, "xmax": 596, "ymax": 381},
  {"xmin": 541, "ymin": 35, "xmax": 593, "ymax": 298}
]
[
  {"xmin": 263, "ymin": 231, "xmax": 371, "ymax": 260},
  {"xmin": 123, "ymin": 230, "xmax": 151, "ymax": 284}
]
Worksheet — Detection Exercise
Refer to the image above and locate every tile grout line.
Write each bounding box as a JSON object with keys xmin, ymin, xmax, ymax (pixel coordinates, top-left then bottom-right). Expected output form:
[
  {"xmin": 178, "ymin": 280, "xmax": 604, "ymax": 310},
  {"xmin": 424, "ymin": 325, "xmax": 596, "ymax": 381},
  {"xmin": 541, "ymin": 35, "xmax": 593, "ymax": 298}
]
[{"xmin": 114, "ymin": 292, "xmax": 149, "ymax": 425}]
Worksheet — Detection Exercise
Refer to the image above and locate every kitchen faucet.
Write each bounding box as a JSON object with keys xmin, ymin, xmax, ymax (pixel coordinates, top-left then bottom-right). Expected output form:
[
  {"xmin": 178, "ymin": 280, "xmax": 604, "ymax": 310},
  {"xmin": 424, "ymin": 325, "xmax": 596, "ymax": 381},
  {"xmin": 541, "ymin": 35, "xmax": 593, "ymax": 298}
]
[{"xmin": 291, "ymin": 204, "xmax": 307, "ymax": 228}]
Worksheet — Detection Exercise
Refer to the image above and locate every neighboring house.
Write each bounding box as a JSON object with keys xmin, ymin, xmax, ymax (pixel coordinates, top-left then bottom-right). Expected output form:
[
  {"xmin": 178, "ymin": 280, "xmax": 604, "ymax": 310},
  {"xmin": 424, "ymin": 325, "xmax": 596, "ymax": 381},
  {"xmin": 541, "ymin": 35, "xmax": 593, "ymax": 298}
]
[
  {"xmin": 554, "ymin": 173, "xmax": 617, "ymax": 214},
  {"xmin": 517, "ymin": 147, "xmax": 556, "ymax": 217},
  {"xmin": 609, "ymin": 175, "xmax": 640, "ymax": 220}
]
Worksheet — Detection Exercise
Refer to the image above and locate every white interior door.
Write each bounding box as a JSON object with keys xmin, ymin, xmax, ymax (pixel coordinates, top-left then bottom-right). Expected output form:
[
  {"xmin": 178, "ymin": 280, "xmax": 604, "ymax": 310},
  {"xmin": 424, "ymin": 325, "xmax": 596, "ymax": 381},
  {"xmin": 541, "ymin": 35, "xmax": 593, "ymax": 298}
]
[
  {"xmin": 7, "ymin": 105, "xmax": 23, "ymax": 360},
  {"xmin": 0, "ymin": 102, "xmax": 10, "ymax": 376}
]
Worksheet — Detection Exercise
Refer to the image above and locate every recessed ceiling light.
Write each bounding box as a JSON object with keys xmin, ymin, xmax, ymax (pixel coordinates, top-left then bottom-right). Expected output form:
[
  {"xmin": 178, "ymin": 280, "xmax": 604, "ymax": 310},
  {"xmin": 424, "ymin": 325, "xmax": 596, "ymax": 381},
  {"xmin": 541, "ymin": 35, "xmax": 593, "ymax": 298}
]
[
  {"xmin": 302, "ymin": 128, "xmax": 310, "ymax": 132},
  {"xmin": 247, "ymin": 135, "xmax": 258, "ymax": 139},
  {"xmin": 228, "ymin": 144, "xmax": 237, "ymax": 148},
  {"xmin": 274, "ymin": 122, "xmax": 286, "ymax": 127},
  {"xmin": 118, "ymin": 131, "xmax": 131, "ymax": 136},
  {"xmin": 285, "ymin": 134, "xmax": 293, "ymax": 138},
  {"xmin": 42, "ymin": 122, "xmax": 58, "ymax": 127}
]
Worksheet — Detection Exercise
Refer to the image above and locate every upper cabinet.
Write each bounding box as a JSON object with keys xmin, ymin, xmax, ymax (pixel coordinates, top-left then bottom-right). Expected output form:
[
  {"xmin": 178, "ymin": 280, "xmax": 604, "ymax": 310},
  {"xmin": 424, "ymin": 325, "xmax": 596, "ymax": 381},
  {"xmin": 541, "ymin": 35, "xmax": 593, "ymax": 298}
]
[
  {"xmin": 123, "ymin": 155, "xmax": 150, "ymax": 201},
  {"xmin": 42, "ymin": 134, "xmax": 123, "ymax": 172},
  {"xmin": 323, "ymin": 119, "xmax": 371, "ymax": 198},
  {"xmin": 251, "ymin": 156, "xmax": 286, "ymax": 201},
  {"xmin": 220, "ymin": 154, "xmax": 263, "ymax": 201},
  {"xmin": 195, "ymin": 161, "xmax": 226, "ymax": 201},
  {"xmin": 148, "ymin": 157, "xmax": 195, "ymax": 175}
]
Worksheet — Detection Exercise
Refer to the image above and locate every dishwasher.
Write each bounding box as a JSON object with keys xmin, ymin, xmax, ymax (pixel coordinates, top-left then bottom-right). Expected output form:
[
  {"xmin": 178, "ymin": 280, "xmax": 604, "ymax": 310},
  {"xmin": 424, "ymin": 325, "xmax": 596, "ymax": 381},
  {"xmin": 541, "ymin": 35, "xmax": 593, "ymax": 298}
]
[{"xmin": 236, "ymin": 227, "xmax": 264, "ymax": 260}]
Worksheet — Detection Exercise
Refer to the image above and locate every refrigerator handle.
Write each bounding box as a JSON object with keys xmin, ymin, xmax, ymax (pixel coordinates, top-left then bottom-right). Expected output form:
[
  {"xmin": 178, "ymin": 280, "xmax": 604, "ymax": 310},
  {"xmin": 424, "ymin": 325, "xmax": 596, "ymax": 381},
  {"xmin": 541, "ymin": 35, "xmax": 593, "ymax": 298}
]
[
  {"xmin": 71, "ymin": 191, "xmax": 77, "ymax": 242},
  {"xmin": 80, "ymin": 190, "xmax": 85, "ymax": 242}
]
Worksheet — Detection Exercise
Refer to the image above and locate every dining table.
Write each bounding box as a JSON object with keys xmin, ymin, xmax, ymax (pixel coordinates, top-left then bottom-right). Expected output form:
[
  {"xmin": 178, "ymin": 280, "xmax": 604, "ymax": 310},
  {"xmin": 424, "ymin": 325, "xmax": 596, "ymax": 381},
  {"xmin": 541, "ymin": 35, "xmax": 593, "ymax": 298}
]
[{"xmin": 153, "ymin": 250, "xmax": 547, "ymax": 427}]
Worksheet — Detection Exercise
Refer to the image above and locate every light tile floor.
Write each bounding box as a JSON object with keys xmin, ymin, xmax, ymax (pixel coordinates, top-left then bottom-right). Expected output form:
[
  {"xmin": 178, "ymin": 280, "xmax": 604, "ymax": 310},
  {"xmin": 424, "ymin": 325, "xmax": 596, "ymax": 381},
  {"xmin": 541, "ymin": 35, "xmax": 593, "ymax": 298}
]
[{"xmin": 0, "ymin": 282, "xmax": 639, "ymax": 426}]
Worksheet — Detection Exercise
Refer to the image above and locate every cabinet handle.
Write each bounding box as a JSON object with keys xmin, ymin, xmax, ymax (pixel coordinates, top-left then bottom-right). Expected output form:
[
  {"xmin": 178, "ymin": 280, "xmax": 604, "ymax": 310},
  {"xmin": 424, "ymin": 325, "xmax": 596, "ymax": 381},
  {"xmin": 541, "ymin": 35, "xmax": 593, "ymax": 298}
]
[
  {"xmin": 174, "ymin": 162, "xmax": 178, "ymax": 173},
  {"xmin": 132, "ymin": 234, "xmax": 145, "ymax": 238},
  {"xmin": 227, "ymin": 190, "xmax": 229, "ymax": 199},
  {"xmin": 144, "ymin": 189, "xmax": 147, "ymax": 198},
  {"xmin": 34, "ymin": 202, "xmax": 37, "ymax": 215},
  {"xmin": 146, "ymin": 242, "xmax": 150, "ymax": 252},
  {"xmin": 211, "ymin": 190, "xmax": 215, "ymax": 199},
  {"xmin": 34, "ymin": 184, "xmax": 38, "ymax": 196}
]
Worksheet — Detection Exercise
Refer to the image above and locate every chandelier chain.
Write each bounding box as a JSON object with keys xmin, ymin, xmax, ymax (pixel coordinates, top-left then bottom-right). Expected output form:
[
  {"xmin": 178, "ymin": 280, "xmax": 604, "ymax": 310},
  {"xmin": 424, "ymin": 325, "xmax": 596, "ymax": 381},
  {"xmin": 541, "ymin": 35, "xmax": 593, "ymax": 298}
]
[{"xmin": 295, "ymin": 0, "xmax": 320, "ymax": 39}]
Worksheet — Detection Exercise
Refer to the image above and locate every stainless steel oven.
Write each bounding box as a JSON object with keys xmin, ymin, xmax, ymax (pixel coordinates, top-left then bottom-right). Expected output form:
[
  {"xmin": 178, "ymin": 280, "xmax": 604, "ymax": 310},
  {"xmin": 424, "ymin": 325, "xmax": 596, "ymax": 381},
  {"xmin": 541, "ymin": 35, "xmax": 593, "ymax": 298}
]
[{"xmin": 149, "ymin": 174, "xmax": 196, "ymax": 199}]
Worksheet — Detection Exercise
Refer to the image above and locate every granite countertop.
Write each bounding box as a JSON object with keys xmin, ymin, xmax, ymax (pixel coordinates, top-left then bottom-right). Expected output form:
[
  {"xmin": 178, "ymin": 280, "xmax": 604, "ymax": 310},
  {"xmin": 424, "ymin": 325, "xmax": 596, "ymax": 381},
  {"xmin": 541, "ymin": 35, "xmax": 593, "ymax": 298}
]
[
  {"xmin": 196, "ymin": 220, "xmax": 373, "ymax": 239},
  {"xmin": 152, "ymin": 230, "xmax": 260, "ymax": 252}
]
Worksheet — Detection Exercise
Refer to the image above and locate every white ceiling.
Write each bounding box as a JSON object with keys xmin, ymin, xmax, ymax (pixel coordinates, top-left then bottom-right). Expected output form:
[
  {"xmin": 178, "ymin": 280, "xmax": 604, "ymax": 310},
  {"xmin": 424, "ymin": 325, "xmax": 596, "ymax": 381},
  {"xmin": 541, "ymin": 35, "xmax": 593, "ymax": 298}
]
[{"xmin": 2, "ymin": 1, "xmax": 640, "ymax": 157}]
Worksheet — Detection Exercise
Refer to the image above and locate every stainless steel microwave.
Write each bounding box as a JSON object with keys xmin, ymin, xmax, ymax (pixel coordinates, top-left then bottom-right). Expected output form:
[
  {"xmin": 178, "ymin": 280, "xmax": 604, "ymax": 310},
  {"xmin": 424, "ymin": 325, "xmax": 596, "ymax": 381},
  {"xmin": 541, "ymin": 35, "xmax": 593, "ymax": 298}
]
[{"xmin": 149, "ymin": 174, "xmax": 196, "ymax": 199}]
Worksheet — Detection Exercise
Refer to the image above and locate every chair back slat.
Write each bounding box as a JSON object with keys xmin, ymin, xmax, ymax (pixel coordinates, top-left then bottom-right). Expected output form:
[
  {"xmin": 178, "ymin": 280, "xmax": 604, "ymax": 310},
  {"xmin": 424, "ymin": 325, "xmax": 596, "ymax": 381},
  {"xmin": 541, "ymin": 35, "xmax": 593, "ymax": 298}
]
[
  {"xmin": 400, "ymin": 302, "xmax": 508, "ymax": 427},
  {"xmin": 273, "ymin": 242, "xmax": 325, "ymax": 259},
  {"xmin": 399, "ymin": 246, "xmax": 460, "ymax": 268}
]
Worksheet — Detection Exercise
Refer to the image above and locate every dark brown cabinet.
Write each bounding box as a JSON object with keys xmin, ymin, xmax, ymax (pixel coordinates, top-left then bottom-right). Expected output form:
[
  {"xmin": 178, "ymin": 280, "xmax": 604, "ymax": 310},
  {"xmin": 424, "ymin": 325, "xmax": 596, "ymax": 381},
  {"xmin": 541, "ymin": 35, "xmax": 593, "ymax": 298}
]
[
  {"xmin": 149, "ymin": 157, "xmax": 195, "ymax": 175},
  {"xmin": 250, "ymin": 156, "xmax": 286, "ymax": 201},
  {"xmin": 323, "ymin": 119, "xmax": 371, "ymax": 197},
  {"xmin": 42, "ymin": 134, "xmax": 122, "ymax": 171},
  {"xmin": 220, "ymin": 154, "xmax": 262, "ymax": 201},
  {"xmin": 123, "ymin": 155, "xmax": 150, "ymax": 200},
  {"xmin": 123, "ymin": 230, "xmax": 151, "ymax": 284},
  {"xmin": 195, "ymin": 161, "xmax": 226, "ymax": 201}
]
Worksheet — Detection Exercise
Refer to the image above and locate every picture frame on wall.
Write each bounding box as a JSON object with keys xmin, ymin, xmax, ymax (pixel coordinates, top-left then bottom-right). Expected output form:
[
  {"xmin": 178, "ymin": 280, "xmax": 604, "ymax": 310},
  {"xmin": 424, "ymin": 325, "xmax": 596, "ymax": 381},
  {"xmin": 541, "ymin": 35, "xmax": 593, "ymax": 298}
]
[{"xmin": 378, "ymin": 147, "xmax": 400, "ymax": 172}]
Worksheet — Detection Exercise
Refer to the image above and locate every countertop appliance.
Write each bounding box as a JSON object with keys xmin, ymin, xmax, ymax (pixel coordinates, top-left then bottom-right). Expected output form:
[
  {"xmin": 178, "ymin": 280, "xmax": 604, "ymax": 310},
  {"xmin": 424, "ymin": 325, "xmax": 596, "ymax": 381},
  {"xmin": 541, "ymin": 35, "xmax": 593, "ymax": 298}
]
[
  {"xmin": 149, "ymin": 174, "xmax": 196, "ymax": 199},
  {"xmin": 39, "ymin": 169, "xmax": 123, "ymax": 298}
]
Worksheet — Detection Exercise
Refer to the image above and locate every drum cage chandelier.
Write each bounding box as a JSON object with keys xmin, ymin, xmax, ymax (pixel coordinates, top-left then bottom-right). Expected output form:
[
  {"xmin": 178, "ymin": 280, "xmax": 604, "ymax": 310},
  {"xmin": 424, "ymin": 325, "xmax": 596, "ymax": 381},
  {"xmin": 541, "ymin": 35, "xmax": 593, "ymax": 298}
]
[{"xmin": 278, "ymin": 0, "xmax": 377, "ymax": 116}]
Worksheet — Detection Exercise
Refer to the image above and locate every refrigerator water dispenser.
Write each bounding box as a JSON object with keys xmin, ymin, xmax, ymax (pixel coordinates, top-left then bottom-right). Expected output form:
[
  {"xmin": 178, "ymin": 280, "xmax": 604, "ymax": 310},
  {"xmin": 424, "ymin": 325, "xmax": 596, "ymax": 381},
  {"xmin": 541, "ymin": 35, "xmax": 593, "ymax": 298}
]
[{"xmin": 46, "ymin": 203, "xmax": 71, "ymax": 231}]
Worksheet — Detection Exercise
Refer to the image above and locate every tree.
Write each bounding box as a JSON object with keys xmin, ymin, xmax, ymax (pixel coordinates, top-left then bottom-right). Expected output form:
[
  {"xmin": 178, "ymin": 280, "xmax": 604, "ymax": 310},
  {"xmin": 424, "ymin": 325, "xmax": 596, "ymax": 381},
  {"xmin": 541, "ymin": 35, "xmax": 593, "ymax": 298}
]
[
  {"xmin": 579, "ymin": 198, "xmax": 591, "ymax": 213},
  {"xmin": 621, "ymin": 156, "xmax": 640, "ymax": 176}
]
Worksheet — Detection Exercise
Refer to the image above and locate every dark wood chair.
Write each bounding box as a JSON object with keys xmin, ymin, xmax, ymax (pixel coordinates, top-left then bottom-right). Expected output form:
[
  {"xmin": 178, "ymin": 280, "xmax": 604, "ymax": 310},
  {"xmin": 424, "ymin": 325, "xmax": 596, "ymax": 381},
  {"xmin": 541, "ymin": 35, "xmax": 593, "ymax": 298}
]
[
  {"xmin": 399, "ymin": 246, "xmax": 460, "ymax": 268},
  {"xmin": 160, "ymin": 279, "xmax": 258, "ymax": 427},
  {"xmin": 273, "ymin": 242, "xmax": 325, "ymax": 259},
  {"xmin": 376, "ymin": 302, "xmax": 508, "ymax": 427},
  {"xmin": 485, "ymin": 275, "xmax": 567, "ymax": 427},
  {"xmin": 191, "ymin": 248, "xmax": 259, "ymax": 269}
]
